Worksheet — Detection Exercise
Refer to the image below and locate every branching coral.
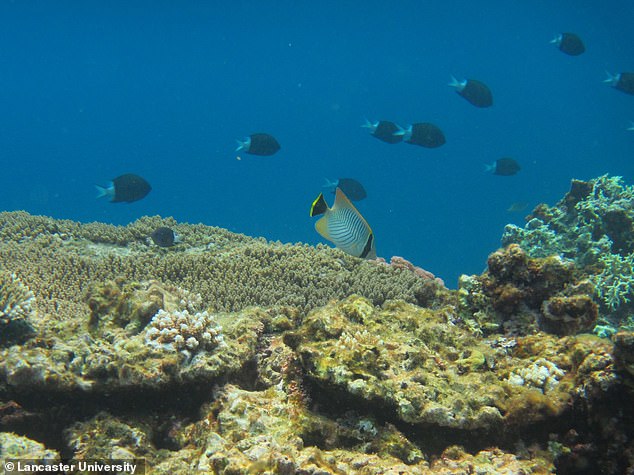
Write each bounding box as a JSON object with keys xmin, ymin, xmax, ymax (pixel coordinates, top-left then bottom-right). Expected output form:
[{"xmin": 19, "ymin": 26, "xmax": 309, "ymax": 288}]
[
  {"xmin": 0, "ymin": 272, "xmax": 36, "ymax": 346},
  {"xmin": 590, "ymin": 253, "xmax": 634, "ymax": 310},
  {"xmin": 144, "ymin": 309, "xmax": 225, "ymax": 354}
]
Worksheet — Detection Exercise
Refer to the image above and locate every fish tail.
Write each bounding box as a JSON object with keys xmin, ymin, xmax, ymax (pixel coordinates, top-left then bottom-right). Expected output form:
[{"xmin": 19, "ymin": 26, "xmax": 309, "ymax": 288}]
[
  {"xmin": 95, "ymin": 185, "xmax": 108, "ymax": 199},
  {"xmin": 235, "ymin": 139, "xmax": 246, "ymax": 152},
  {"xmin": 484, "ymin": 163, "xmax": 495, "ymax": 173},
  {"xmin": 322, "ymin": 178, "xmax": 338, "ymax": 192},
  {"xmin": 393, "ymin": 124, "xmax": 406, "ymax": 136},
  {"xmin": 603, "ymin": 71, "xmax": 619, "ymax": 85},
  {"xmin": 448, "ymin": 75, "xmax": 459, "ymax": 87}
]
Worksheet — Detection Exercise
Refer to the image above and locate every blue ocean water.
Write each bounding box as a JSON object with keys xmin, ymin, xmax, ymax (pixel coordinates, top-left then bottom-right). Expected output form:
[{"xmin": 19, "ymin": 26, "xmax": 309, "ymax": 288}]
[{"xmin": 1, "ymin": 1, "xmax": 632, "ymax": 286}]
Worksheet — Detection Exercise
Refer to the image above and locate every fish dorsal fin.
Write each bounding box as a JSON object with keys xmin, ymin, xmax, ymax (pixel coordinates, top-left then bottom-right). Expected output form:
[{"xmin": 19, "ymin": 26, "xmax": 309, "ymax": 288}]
[{"xmin": 310, "ymin": 193, "xmax": 330, "ymax": 217}]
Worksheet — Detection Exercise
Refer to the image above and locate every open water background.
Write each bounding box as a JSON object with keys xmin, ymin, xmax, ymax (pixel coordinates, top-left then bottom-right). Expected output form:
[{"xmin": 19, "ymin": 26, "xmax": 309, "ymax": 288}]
[{"xmin": 1, "ymin": 1, "xmax": 632, "ymax": 285}]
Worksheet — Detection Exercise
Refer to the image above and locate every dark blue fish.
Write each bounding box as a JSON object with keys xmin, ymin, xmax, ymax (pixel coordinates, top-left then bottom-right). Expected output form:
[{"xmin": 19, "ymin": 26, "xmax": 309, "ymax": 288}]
[
  {"xmin": 362, "ymin": 119, "xmax": 402, "ymax": 144},
  {"xmin": 449, "ymin": 76, "xmax": 493, "ymax": 108},
  {"xmin": 551, "ymin": 33, "xmax": 585, "ymax": 56},
  {"xmin": 150, "ymin": 227, "xmax": 181, "ymax": 247},
  {"xmin": 395, "ymin": 123, "xmax": 446, "ymax": 148},
  {"xmin": 96, "ymin": 174, "xmax": 152, "ymax": 203},
  {"xmin": 322, "ymin": 178, "xmax": 367, "ymax": 201},
  {"xmin": 235, "ymin": 133, "xmax": 281, "ymax": 156},
  {"xmin": 604, "ymin": 72, "xmax": 634, "ymax": 96},
  {"xmin": 486, "ymin": 158, "xmax": 520, "ymax": 176}
]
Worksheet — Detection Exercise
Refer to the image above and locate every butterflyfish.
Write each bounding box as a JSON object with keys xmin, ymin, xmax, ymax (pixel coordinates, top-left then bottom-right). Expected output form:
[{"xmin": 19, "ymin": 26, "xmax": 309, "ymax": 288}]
[{"xmin": 310, "ymin": 188, "xmax": 376, "ymax": 259}]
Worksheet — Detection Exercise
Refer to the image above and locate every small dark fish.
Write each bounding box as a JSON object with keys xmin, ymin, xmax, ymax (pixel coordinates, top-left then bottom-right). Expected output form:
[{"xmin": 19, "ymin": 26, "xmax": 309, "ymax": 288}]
[
  {"xmin": 235, "ymin": 133, "xmax": 281, "ymax": 156},
  {"xmin": 551, "ymin": 33, "xmax": 585, "ymax": 56},
  {"xmin": 449, "ymin": 77, "xmax": 493, "ymax": 108},
  {"xmin": 323, "ymin": 178, "xmax": 367, "ymax": 201},
  {"xmin": 362, "ymin": 119, "xmax": 402, "ymax": 144},
  {"xmin": 604, "ymin": 72, "xmax": 634, "ymax": 96},
  {"xmin": 395, "ymin": 123, "xmax": 446, "ymax": 148},
  {"xmin": 150, "ymin": 227, "xmax": 181, "ymax": 247},
  {"xmin": 486, "ymin": 158, "xmax": 520, "ymax": 176},
  {"xmin": 96, "ymin": 173, "xmax": 152, "ymax": 203}
]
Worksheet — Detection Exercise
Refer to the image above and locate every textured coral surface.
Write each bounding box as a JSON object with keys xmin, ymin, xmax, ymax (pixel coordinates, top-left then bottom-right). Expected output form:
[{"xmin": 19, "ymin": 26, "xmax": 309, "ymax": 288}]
[{"xmin": 0, "ymin": 195, "xmax": 633, "ymax": 474}]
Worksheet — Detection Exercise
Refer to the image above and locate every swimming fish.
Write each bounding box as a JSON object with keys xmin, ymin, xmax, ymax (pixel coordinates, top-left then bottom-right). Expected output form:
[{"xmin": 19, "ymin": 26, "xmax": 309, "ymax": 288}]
[
  {"xmin": 235, "ymin": 133, "xmax": 281, "ymax": 156},
  {"xmin": 507, "ymin": 202, "xmax": 529, "ymax": 213},
  {"xmin": 322, "ymin": 178, "xmax": 367, "ymax": 201},
  {"xmin": 395, "ymin": 123, "xmax": 446, "ymax": 148},
  {"xmin": 486, "ymin": 158, "xmax": 520, "ymax": 176},
  {"xmin": 361, "ymin": 119, "xmax": 402, "ymax": 144},
  {"xmin": 604, "ymin": 72, "xmax": 634, "ymax": 96},
  {"xmin": 150, "ymin": 227, "xmax": 181, "ymax": 247},
  {"xmin": 550, "ymin": 33, "xmax": 585, "ymax": 56},
  {"xmin": 309, "ymin": 188, "xmax": 376, "ymax": 259},
  {"xmin": 448, "ymin": 76, "xmax": 493, "ymax": 108},
  {"xmin": 96, "ymin": 174, "xmax": 152, "ymax": 203}
]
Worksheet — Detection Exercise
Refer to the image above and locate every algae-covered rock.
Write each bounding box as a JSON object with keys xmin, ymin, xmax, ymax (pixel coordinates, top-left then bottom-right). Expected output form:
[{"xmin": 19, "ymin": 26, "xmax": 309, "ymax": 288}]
[
  {"xmin": 459, "ymin": 245, "xmax": 598, "ymax": 336},
  {"xmin": 291, "ymin": 296, "xmax": 614, "ymax": 433},
  {"xmin": 0, "ymin": 306, "xmax": 266, "ymax": 393},
  {"xmin": 0, "ymin": 432, "xmax": 59, "ymax": 463}
]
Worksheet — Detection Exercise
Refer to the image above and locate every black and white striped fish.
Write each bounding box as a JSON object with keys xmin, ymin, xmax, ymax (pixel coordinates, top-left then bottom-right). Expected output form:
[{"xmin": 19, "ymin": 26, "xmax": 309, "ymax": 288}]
[{"xmin": 309, "ymin": 188, "xmax": 376, "ymax": 259}]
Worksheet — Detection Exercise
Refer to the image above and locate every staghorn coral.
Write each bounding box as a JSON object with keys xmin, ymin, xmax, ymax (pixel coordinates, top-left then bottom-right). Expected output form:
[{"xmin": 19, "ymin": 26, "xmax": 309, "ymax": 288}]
[
  {"xmin": 0, "ymin": 272, "xmax": 36, "ymax": 346},
  {"xmin": 589, "ymin": 252, "xmax": 634, "ymax": 310},
  {"xmin": 144, "ymin": 309, "xmax": 225, "ymax": 354}
]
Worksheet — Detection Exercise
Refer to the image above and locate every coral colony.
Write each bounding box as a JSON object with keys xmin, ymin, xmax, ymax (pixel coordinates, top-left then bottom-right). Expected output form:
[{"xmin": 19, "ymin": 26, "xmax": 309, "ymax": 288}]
[{"xmin": 1, "ymin": 175, "xmax": 634, "ymax": 473}]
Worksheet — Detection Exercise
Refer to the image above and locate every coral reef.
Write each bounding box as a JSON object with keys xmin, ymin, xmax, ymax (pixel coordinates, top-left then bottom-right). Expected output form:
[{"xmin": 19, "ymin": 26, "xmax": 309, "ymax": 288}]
[
  {"xmin": 0, "ymin": 272, "xmax": 36, "ymax": 347},
  {"xmin": 459, "ymin": 244, "xmax": 597, "ymax": 336},
  {"xmin": 0, "ymin": 211, "xmax": 430, "ymax": 316},
  {"xmin": 502, "ymin": 175, "xmax": 634, "ymax": 332},
  {"xmin": 0, "ymin": 185, "xmax": 633, "ymax": 474}
]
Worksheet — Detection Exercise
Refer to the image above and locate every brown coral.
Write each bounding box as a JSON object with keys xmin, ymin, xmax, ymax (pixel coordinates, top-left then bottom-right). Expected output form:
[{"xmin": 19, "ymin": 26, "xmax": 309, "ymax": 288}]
[{"xmin": 469, "ymin": 244, "xmax": 597, "ymax": 336}]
